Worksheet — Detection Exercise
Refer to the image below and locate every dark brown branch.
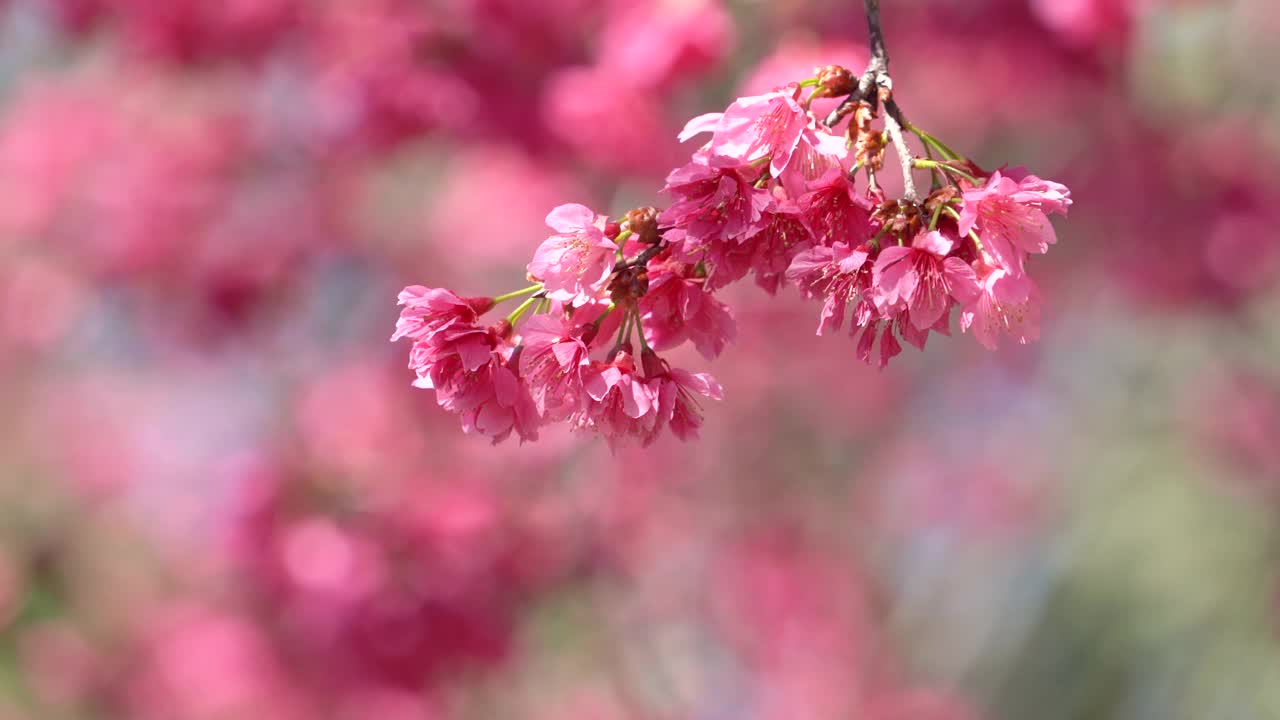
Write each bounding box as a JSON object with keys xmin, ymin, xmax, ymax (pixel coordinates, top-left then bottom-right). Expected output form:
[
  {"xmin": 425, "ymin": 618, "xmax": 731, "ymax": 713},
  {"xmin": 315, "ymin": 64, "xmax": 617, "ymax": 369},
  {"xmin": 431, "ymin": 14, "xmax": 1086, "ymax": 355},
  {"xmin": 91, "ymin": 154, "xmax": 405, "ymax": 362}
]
[
  {"xmin": 823, "ymin": 0, "xmax": 890, "ymax": 127},
  {"xmin": 863, "ymin": 0, "xmax": 888, "ymax": 77},
  {"xmin": 824, "ymin": 1, "xmax": 922, "ymax": 204}
]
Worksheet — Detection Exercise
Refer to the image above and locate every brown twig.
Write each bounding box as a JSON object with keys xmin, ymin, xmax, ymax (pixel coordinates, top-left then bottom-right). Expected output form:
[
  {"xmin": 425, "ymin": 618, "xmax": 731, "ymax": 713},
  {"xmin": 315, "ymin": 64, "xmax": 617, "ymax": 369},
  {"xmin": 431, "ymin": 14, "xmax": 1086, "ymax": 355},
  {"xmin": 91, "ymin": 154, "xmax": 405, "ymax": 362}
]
[
  {"xmin": 823, "ymin": 0, "xmax": 890, "ymax": 127},
  {"xmin": 826, "ymin": 0, "xmax": 921, "ymax": 204}
]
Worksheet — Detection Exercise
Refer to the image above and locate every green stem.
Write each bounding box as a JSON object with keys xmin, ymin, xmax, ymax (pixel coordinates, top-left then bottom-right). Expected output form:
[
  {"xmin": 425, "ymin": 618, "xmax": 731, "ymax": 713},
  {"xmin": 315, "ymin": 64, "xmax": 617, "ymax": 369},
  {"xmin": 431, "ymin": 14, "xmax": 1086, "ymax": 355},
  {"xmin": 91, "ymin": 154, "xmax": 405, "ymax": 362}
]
[
  {"xmin": 592, "ymin": 302, "xmax": 617, "ymax": 328},
  {"xmin": 909, "ymin": 127, "xmax": 964, "ymax": 162},
  {"xmin": 610, "ymin": 308, "xmax": 632, "ymax": 354},
  {"xmin": 942, "ymin": 205, "xmax": 984, "ymax": 252},
  {"xmin": 913, "ymin": 159, "xmax": 979, "ymax": 183},
  {"xmin": 633, "ymin": 308, "xmax": 652, "ymax": 353},
  {"xmin": 929, "ymin": 201, "xmax": 944, "ymax": 231},
  {"xmin": 614, "ymin": 229, "xmax": 633, "ymax": 261},
  {"xmin": 493, "ymin": 284, "xmax": 542, "ymax": 304},
  {"xmin": 805, "ymin": 87, "xmax": 823, "ymax": 110},
  {"xmin": 622, "ymin": 307, "xmax": 634, "ymax": 347},
  {"xmin": 505, "ymin": 296, "xmax": 540, "ymax": 325}
]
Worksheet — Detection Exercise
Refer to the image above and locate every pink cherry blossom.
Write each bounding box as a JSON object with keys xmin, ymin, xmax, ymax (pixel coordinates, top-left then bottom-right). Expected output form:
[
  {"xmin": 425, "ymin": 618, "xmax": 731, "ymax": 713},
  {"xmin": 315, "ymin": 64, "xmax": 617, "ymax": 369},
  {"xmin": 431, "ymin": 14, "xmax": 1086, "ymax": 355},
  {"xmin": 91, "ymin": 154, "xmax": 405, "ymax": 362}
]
[
  {"xmin": 517, "ymin": 314, "xmax": 590, "ymax": 420},
  {"xmin": 639, "ymin": 264, "xmax": 737, "ymax": 360},
  {"xmin": 957, "ymin": 171, "xmax": 1071, "ymax": 276},
  {"xmin": 959, "ymin": 267, "xmax": 1042, "ymax": 350},
  {"xmin": 527, "ymin": 203, "xmax": 616, "ymax": 306},
  {"xmin": 570, "ymin": 351, "xmax": 659, "ymax": 447},
  {"xmin": 659, "ymin": 155, "xmax": 772, "ymax": 248},
  {"xmin": 747, "ymin": 203, "xmax": 815, "ymax": 293},
  {"xmin": 416, "ymin": 350, "xmax": 540, "ymax": 444},
  {"xmin": 391, "ymin": 286, "xmax": 492, "ymax": 343},
  {"xmin": 665, "ymin": 192, "xmax": 812, "ymax": 294},
  {"xmin": 872, "ymin": 230, "xmax": 980, "ymax": 330},
  {"xmin": 404, "ymin": 311, "xmax": 497, "ymax": 377},
  {"xmin": 679, "ymin": 86, "xmax": 843, "ymax": 178},
  {"xmin": 644, "ymin": 359, "xmax": 724, "ymax": 443},
  {"xmin": 738, "ymin": 39, "xmax": 869, "ymax": 124},
  {"xmin": 397, "ymin": 304, "xmax": 540, "ymax": 444},
  {"xmin": 798, "ymin": 170, "xmax": 874, "ymax": 247},
  {"xmin": 786, "ymin": 241, "xmax": 871, "ymax": 335}
]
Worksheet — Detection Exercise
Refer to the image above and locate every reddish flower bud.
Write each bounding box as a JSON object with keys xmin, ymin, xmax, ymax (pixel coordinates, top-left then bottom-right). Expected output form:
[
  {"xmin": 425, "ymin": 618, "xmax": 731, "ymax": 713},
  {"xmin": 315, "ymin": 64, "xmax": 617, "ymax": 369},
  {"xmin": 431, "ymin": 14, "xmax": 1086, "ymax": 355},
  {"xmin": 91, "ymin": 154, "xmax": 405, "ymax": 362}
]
[
  {"xmin": 604, "ymin": 221, "xmax": 622, "ymax": 239},
  {"xmin": 627, "ymin": 206, "xmax": 661, "ymax": 244},
  {"xmin": 816, "ymin": 64, "xmax": 855, "ymax": 97}
]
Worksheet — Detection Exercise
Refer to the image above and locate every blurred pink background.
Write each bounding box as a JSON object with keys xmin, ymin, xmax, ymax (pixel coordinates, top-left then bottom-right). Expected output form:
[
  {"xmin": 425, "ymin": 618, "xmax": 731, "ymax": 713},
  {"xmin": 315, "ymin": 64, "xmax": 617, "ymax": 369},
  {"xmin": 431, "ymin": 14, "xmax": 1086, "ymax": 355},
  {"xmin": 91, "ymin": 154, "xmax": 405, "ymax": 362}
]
[{"xmin": 1, "ymin": 1, "xmax": 1279, "ymax": 718}]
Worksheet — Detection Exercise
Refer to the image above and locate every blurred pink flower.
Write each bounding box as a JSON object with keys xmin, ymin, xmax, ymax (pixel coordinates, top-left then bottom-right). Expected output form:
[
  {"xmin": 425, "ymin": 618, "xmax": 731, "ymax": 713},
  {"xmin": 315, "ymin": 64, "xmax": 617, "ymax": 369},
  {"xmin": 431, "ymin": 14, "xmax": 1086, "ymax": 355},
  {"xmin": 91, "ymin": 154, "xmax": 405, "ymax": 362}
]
[
  {"xmin": 597, "ymin": 0, "xmax": 734, "ymax": 90},
  {"xmin": 423, "ymin": 145, "xmax": 586, "ymax": 270},
  {"xmin": 128, "ymin": 607, "xmax": 306, "ymax": 720},
  {"xmin": 45, "ymin": 0, "xmax": 300, "ymax": 64},
  {"xmin": 1030, "ymin": 0, "xmax": 1141, "ymax": 50},
  {"xmin": 541, "ymin": 66, "xmax": 674, "ymax": 175}
]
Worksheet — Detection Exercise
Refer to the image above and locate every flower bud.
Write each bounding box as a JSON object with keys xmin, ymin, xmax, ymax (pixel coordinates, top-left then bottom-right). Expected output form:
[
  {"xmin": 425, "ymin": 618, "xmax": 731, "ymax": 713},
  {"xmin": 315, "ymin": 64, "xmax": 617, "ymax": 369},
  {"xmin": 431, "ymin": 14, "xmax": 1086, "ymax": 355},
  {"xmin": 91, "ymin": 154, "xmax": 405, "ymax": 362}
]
[
  {"xmin": 626, "ymin": 206, "xmax": 661, "ymax": 244},
  {"xmin": 816, "ymin": 65, "xmax": 855, "ymax": 97}
]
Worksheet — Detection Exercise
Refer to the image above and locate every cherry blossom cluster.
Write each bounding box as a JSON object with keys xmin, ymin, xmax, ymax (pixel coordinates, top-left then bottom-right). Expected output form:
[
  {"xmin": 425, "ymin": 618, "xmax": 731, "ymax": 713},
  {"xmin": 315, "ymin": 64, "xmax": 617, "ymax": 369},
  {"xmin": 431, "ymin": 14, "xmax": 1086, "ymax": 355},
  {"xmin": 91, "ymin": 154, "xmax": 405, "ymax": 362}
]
[{"xmin": 395, "ymin": 65, "xmax": 1070, "ymax": 447}]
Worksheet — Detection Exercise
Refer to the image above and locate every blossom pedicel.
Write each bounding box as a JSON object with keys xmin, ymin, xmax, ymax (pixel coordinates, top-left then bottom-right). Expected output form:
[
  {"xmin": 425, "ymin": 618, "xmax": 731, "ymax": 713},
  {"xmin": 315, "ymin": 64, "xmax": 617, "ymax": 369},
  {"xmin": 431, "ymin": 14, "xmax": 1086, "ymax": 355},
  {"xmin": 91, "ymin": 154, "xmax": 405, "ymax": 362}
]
[{"xmin": 394, "ymin": 9, "xmax": 1071, "ymax": 447}]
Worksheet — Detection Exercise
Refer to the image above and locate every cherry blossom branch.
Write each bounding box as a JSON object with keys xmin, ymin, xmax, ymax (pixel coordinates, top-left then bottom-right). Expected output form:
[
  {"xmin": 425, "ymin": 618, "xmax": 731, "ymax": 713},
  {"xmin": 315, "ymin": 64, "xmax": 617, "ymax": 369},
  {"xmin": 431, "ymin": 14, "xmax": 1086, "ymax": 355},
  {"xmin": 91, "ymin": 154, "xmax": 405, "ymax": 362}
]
[
  {"xmin": 390, "ymin": 0, "xmax": 1074, "ymax": 447},
  {"xmin": 879, "ymin": 84, "xmax": 919, "ymax": 203},
  {"xmin": 824, "ymin": 0, "xmax": 890, "ymax": 127},
  {"xmin": 827, "ymin": 1, "xmax": 920, "ymax": 204},
  {"xmin": 863, "ymin": 0, "xmax": 888, "ymax": 76}
]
